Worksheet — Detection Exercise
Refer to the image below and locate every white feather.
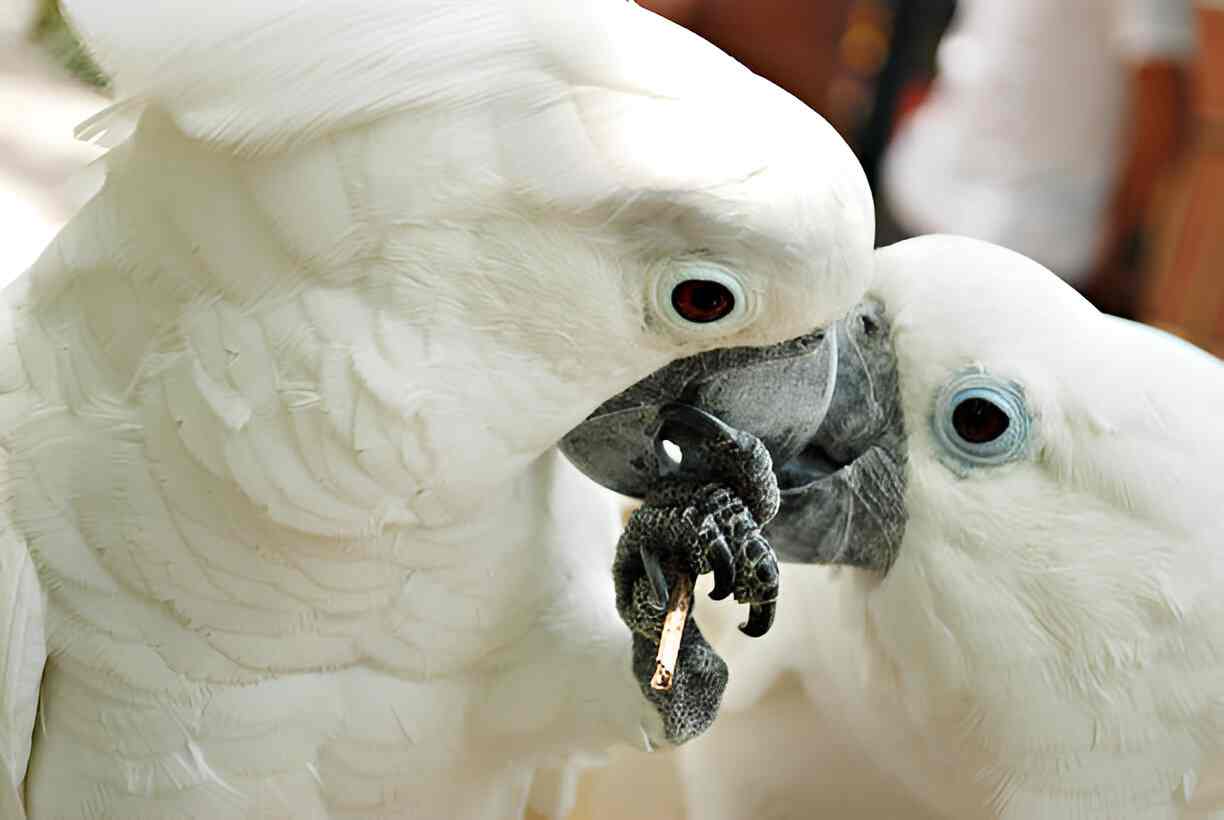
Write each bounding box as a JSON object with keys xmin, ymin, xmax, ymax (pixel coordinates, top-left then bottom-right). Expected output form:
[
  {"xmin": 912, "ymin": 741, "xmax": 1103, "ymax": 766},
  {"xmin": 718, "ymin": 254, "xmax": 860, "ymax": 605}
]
[{"xmin": 4, "ymin": 0, "xmax": 876, "ymax": 815}]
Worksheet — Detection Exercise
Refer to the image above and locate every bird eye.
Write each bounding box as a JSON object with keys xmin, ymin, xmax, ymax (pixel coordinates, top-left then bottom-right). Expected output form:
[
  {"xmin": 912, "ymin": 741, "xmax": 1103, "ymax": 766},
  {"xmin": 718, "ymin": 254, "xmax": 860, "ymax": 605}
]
[
  {"xmin": 932, "ymin": 371, "xmax": 1031, "ymax": 470},
  {"xmin": 951, "ymin": 397, "xmax": 1010, "ymax": 443},
  {"xmin": 655, "ymin": 264, "xmax": 751, "ymax": 332},
  {"xmin": 671, "ymin": 279, "xmax": 736, "ymax": 323}
]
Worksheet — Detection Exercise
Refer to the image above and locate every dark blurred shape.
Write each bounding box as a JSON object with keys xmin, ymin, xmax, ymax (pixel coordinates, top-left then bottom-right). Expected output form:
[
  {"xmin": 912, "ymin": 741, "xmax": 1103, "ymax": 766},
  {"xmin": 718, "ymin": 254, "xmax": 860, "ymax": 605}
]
[
  {"xmin": 640, "ymin": 0, "xmax": 953, "ymax": 166},
  {"xmin": 852, "ymin": 0, "xmax": 956, "ymax": 189},
  {"xmin": 1080, "ymin": 58, "xmax": 1192, "ymax": 319},
  {"xmin": 641, "ymin": 0, "xmax": 855, "ymax": 118},
  {"xmin": 1140, "ymin": 3, "xmax": 1224, "ymax": 357}
]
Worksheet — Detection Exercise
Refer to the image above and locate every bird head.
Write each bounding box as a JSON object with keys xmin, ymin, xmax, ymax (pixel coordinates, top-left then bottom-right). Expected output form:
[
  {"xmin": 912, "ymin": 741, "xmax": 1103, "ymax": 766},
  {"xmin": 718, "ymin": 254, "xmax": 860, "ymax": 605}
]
[{"xmin": 64, "ymin": 0, "xmax": 876, "ymax": 473}]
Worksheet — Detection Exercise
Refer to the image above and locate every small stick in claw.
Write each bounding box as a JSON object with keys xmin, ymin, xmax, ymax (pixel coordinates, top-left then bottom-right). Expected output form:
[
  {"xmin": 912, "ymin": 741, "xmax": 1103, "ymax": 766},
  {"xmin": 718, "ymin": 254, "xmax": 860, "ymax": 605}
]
[{"xmin": 650, "ymin": 574, "xmax": 693, "ymax": 691}]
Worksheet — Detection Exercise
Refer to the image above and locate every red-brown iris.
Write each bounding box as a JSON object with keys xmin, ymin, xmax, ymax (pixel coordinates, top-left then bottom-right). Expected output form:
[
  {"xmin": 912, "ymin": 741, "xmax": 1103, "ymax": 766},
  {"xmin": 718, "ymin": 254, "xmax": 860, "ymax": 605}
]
[{"xmin": 671, "ymin": 279, "xmax": 736, "ymax": 323}]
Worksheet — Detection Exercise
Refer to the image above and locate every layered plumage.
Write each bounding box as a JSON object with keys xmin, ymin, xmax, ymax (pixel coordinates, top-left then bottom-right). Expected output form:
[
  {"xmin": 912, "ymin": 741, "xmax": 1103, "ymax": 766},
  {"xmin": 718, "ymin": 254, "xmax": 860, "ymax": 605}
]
[{"xmin": 0, "ymin": 1, "xmax": 874, "ymax": 817}]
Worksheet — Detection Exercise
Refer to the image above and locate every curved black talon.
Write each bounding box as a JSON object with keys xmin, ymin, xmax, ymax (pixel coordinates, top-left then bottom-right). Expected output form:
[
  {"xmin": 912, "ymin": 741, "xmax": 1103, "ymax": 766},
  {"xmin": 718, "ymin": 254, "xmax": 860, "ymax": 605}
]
[
  {"xmin": 739, "ymin": 601, "xmax": 776, "ymax": 638},
  {"xmin": 732, "ymin": 531, "xmax": 780, "ymax": 637},
  {"xmin": 656, "ymin": 403, "xmax": 749, "ymax": 469},
  {"xmin": 641, "ymin": 546, "xmax": 670, "ymax": 608},
  {"xmin": 653, "ymin": 402, "xmax": 739, "ymax": 483},
  {"xmin": 706, "ymin": 535, "xmax": 736, "ymax": 601},
  {"xmin": 658, "ymin": 401, "xmax": 742, "ymax": 451}
]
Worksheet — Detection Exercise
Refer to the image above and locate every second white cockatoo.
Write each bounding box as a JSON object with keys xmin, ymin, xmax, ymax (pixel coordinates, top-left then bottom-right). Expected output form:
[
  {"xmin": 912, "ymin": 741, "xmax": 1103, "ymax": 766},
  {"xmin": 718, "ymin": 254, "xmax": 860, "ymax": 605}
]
[
  {"xmin": 0, "ymin": 0, "xmax": 876, "ymax": 817},
  {"xmin": 565, "ymin": 235, "xmax": 1224, "ymax": 820}
]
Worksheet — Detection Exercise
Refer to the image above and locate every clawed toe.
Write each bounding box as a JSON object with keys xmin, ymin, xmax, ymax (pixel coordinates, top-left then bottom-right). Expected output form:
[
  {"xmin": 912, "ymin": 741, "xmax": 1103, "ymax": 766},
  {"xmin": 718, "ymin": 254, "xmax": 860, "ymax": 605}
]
[
  {"xmin": 700, "ymin": 525, "xmax": 736, "ymax": 601},
  {"xmin": 734, "ymin": 533, "xmax": 780, "ymax": 636},
  {"xmin": 739, "ymin": 600, "xmax": 776, "ymax": 638}
]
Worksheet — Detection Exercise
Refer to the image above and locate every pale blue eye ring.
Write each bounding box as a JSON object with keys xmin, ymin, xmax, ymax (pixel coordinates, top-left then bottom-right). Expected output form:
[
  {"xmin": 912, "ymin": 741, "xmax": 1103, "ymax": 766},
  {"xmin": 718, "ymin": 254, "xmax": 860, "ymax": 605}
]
[{"xmin": 932, "ymin": 370, "xmax": 1032, "ymax": 471}]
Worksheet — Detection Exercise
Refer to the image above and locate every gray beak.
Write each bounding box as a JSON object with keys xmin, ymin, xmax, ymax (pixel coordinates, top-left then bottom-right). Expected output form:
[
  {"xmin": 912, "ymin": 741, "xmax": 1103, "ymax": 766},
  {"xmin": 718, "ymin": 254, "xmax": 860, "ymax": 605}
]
[
  {"xmin": 559, "ymin": 327, "xmax": 838, "ymax": 499},
  {"xmin": 561, "ymin": 298, "xmax": 908, "ymax": 574},
  {"xmin": 766, "ymin": 299, "xmax": 907, "ymax": 572}
]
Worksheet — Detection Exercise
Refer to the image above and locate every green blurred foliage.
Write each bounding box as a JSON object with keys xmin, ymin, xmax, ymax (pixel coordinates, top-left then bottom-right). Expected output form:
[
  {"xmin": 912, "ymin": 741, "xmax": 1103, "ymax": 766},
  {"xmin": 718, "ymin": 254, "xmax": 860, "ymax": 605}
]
[{"xmin": 32, "ymin": 0, "xmax": 108, "ymax": 89}]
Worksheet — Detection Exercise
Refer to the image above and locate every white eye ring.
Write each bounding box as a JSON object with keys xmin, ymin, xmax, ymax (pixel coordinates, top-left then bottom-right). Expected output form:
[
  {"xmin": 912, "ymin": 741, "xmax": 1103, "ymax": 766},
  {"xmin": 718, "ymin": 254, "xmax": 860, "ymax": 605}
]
[{"xmin": 652, "ymin": 264, "xmax": 753, "ymax": 333}]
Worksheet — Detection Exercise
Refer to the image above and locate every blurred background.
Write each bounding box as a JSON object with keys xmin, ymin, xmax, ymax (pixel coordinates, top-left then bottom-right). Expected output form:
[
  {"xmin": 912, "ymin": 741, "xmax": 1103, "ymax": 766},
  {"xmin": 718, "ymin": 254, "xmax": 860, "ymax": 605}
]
[{"xmin": 1, "ymin": 1, "xmax": 1223, "ymax": 817}]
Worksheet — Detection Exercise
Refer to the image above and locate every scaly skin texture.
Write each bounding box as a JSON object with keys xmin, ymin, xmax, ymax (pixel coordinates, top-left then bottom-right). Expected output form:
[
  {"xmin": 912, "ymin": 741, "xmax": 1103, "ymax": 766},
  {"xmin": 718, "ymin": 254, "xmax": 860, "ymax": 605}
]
[{"xmin": 612, "ymin": 405, "xmax": 780, "ymax": 744}]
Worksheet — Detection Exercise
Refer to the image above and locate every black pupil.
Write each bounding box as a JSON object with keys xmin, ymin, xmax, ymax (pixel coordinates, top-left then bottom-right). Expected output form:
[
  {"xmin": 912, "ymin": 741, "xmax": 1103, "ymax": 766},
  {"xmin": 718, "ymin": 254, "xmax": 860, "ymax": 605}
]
[
  {"xmin": 672, "ymin": 279, "xmax": 734, "ymax": 323},
  {"xmin": 952, "ymin": 397, "xmax": 1010, "ymax": 444}
]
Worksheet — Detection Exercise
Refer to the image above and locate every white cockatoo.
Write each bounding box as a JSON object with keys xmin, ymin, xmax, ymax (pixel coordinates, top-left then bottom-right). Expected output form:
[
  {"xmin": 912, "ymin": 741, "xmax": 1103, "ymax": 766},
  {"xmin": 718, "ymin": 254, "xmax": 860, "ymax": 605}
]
[
  {"xmin": 0, "ymin": 1, "xmax": 876, "ymax": 817},
  {"xmin": 564, "ymin": 235, "xmax": 1224, "ymax": 820}
]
